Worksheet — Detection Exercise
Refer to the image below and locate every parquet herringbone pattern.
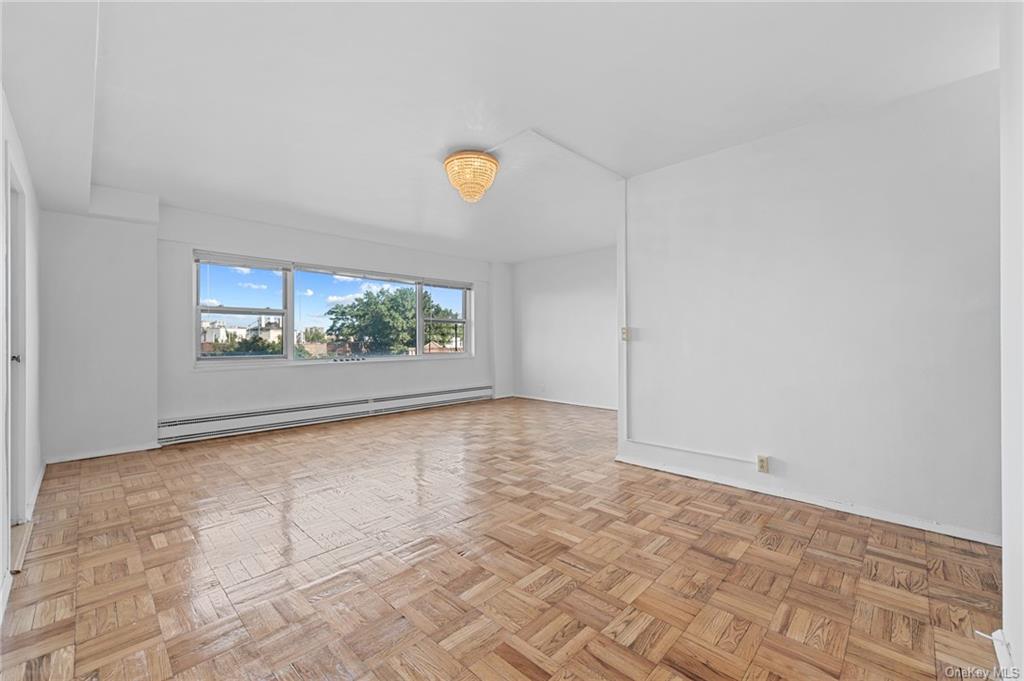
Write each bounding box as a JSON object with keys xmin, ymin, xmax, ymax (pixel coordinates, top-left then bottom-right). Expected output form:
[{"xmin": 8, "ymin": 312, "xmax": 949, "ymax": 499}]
[{"xmin": 0, "ymin": 398, "xmax": 1002, "ymax": 681}]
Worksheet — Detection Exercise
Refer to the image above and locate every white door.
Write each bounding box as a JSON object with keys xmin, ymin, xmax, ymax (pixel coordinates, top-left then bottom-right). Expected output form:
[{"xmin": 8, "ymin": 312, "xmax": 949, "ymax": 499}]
[
  {"xmin": 1, "ymin": 142, "xmax": 10, "ymax": 577},
  {"xmin": 7, "ymin": 180, "xmax": 23, "ymax": 526}
]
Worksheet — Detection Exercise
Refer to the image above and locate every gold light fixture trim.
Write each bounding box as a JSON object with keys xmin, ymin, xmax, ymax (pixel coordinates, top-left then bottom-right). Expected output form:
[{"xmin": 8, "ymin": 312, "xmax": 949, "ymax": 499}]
[{"xmin": 444, "ymin": 150, "xmax": 499, "ymax": 203}]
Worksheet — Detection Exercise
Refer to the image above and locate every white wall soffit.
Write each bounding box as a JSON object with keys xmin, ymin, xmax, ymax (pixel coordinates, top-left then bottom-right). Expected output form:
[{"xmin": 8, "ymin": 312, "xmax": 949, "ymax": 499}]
[
  {"xmin": 2, "ymin": 1, "xmax": 99, "ymax": 213},
  {"xmin": 89, "ymin": 185, "xmax": 159, "ymax": 224}
]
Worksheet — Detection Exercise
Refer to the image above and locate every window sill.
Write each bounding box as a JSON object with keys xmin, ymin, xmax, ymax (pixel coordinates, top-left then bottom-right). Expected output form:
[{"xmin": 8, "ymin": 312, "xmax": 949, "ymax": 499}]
[{"xmin": 192, "ymin": 352, "xmax": 474, "ymax": 372}]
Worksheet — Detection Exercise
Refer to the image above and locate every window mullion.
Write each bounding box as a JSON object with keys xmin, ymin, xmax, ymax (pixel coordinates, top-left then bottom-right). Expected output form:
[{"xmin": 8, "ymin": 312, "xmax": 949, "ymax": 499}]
[
  {"xmin": 199, "ymin": 307, "xmax": 286, "ymax": 316},
  {"xmin": 464, "ymin": 289, "xmax": 472, "ymax": 354},
  {"xmin": 416, "ymin": 283, "xmax": 424, "ymax": 356},
  {"xmin": 284, "ymin": 268, "xmax": 294, "ymax": 360}
]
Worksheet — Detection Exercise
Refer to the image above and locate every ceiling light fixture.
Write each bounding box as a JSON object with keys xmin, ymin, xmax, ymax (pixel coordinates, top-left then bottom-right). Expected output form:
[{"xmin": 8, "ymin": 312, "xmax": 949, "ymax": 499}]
[{"xmin": 444, "ymin": 150, "xmax": 499, "ymax": 203}]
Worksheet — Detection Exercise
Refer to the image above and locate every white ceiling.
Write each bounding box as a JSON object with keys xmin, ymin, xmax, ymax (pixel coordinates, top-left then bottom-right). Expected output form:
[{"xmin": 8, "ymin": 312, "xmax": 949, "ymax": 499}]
[
  {"xmin": 3, "ymin": 2, "xmax": 999, "ymax": 262},
  {"xmin": 3, "ymin": 2, "xmax": 98, "ymax": 211}
]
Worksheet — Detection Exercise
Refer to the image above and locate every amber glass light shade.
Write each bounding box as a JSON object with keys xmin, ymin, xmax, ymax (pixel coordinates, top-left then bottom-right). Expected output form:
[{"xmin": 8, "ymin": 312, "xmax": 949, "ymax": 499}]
[{"xmin": 443, "ymin": 150, "xmax": 499, "ymax": 203}]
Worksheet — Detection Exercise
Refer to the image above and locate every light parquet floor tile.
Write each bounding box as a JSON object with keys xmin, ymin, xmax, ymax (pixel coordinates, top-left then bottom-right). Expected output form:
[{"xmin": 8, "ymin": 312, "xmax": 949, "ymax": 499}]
[{"xmin": 0, "ymin": 399, "xmax": 1004, "ymax": 680}]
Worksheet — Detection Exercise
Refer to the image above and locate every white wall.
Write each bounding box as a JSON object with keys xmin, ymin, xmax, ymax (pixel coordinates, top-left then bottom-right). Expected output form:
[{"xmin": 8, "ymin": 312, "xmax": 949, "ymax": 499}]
[
  {"xmin": 620, "ymin": 72, "xmax": 1001, "ymax": 543},
  {"xmin": 513, "ymin": 246, "xmax": 617, "ymax": 410},
  {"xmin": 35, "ymin": 203, "xmax": 499, "ymax": 458},
  {"xmin": 490, "ymin": 262, "xmax": 515, "ymax": 398},
  {"xmin": 39, "ymin": 211, "xmax": 159, "ymax": 461},
  {"xmin": 157, "ymin": 206, "xmax": 496, "ymax": 420},
  {"xmin": 1000, "ymin": 2, "xmax": 1024, "ymax": 666}
]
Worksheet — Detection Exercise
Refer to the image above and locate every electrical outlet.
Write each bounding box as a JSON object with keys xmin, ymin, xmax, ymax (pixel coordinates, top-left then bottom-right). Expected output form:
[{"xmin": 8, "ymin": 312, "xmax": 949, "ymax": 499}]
[
  {"xmin": 756, "ymin": 455, "xmax": 770, "ymax": 473},
  {"xmin": 621, "ymin": 326, "xmax": 631, "ymax": 341}
]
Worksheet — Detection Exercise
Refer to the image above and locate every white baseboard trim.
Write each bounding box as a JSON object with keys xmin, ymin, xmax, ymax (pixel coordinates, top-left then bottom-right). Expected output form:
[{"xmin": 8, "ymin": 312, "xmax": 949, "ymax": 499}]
[
  {"xmin": 45, "ymin": 441, "xmax": 162, "ymax": 464},
  {"xmin": 21, "ymin": 465, "xmax": 44, "ymax": 522},
  {"xmin": 991, "ymin": 630, "xmax": 1016, "ymax": 672},
  {"xmin": 513, "ymin": 394, "xmax": 617, "ymax": 411},
  {"xmin": 616, "ymin": 450, "xmax": 1002, "ymax": 546},
  {"xmin": 0, "ymin": 571, "xmax": 10, "ymax": 629}
]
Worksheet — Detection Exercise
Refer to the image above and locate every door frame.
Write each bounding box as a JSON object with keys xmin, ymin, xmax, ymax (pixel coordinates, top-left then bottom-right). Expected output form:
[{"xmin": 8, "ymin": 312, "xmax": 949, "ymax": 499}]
[
  {"xmin": 6, "ymin": 158, "xmax": 25, "ymax": 526},
  {"xmin": 1, "ymin": 139, "xmax": 9, "ymax": 578}
]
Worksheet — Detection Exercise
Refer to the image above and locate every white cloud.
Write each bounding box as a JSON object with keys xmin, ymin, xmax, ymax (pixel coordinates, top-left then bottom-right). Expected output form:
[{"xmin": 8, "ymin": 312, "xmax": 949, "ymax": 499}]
[
  {"xmin": 231, "ymin": 267, "xmax": 252, "ymax": 275},
  {"xmin": 271, "ymin": 271, "xmax": 283, "ymax": 277},
  {"xmin": 238, "ymin": 282, "xmax": 268, "ymax": 290},
  {"xmin": 201, "ymin": 298, "xmax": 221, "ymax": 306},
  {"xmin": 302, "ymin": 288, "xmax": 314, "ymax": 296},
  {"xmin": 325, "ymin": 283, "xmax": 399, "ymax": 306},
  {"xmin": 361, "ymin": 282, "xmax": 394, "ymax": 294},
  {"xmin": 333, "ymin": 275, "xmax": 357, "ymax": 282}
]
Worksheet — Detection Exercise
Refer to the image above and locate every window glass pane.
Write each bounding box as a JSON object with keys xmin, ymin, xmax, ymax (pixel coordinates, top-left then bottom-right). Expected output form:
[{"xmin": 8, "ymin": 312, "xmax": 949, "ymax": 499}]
[
  {"xmin": 423, "ymin": 285, "xmax": 466, "ymax": 320},
  {"xmin": 198, "ymin": 262, "xmax": 284, "ymax": 310},
  {"xmin": 294, "ymin": 270, "xmax": 416, "ymax": 359},
  {"xmin": 200, "ymin": 314, "xmax": 284, "ymax": 357},
  {"xmin": 424, "ymin": 321, "xmax": 465, "ymax": 353}
]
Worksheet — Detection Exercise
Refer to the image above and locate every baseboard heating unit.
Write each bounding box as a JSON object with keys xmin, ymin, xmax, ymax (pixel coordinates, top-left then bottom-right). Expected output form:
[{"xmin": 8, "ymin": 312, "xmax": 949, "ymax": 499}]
[{"xmin": 158, "ymin": 385, "xmax": 493, "ymax": 444}]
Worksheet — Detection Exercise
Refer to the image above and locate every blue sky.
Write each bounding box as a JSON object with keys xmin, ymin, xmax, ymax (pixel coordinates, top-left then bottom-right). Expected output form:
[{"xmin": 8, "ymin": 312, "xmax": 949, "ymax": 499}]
[
  {"xmin": 200, "ymin": 263, "xmax": 464, "ymax": 332},
  {"xmin": 199, "ymin": 263, "xmax": 284, "ymax": 309},
  {"xmin": 294, "ymin": 270, "xmax": 415, "ymax": 332}
]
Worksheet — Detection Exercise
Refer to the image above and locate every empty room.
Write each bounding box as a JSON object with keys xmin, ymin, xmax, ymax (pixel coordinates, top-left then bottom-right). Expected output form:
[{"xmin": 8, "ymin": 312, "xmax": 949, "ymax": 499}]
[{"xmin": 0, "ymin": 2, "xmax": 1021, "ymax": 680}]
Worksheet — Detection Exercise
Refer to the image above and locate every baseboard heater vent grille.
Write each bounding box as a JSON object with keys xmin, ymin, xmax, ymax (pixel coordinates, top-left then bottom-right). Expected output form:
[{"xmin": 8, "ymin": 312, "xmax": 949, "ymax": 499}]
[{"xmin": 158, "ymin": 386, "xmax": 493, "ymax": 445}]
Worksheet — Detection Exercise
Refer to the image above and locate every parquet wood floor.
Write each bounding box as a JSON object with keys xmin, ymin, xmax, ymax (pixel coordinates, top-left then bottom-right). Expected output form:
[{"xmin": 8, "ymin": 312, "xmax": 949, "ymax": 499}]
[{"xmin": 0, "ymin": 398, "xmax": 1003, "ymax": 681}]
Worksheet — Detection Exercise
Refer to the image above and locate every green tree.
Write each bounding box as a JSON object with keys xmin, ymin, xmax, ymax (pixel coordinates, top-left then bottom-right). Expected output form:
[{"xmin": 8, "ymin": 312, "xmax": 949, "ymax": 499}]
[
  {"xmin": 302, "ymin": 327, "xmax": 327, "ymax": 343},
  {"xmin": 327, "ymin": 287, "xmax": 417, "ymax": 355},
  {"xmin": 235, "ymin": 335, "xmax": 282, "ymax": 355},
  {"xmin": 325, "ymin": 287, "xmax": 459, "ymax": 354},
  {"xmin": 422, "ymin": 291, "xmax": 457, "ymax": 349},
  {"xmin": 205, "ymin": 329, "xmax": 282, "ymax": 356}
]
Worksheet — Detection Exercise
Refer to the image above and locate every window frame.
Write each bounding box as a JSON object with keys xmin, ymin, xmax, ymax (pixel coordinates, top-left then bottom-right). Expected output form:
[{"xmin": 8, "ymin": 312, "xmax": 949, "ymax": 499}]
[
  {"xmin": 193, "ymin": 251, "xmax": 473, "ymax": 364},
  {"xmin": 194, "ymin": 254, "xmax": 291, "ymax": 361},
  {"xmin": 420, "ymin": 284, "xmax": 470, "ymax": 354},
  {"xmin": 292, "ymin": 264, "xmax": 419, "ymax": 361}
]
